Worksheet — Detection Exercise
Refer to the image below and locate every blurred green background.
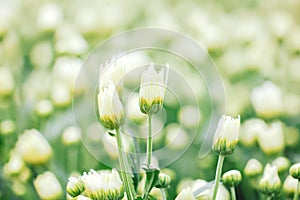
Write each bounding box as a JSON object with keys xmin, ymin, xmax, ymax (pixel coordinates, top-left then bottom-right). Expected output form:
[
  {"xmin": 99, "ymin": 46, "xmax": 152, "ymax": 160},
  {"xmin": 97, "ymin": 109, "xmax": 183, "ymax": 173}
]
[{"xmin": 0, "ymin": 0, "xmax": 300, "ymax": 199}]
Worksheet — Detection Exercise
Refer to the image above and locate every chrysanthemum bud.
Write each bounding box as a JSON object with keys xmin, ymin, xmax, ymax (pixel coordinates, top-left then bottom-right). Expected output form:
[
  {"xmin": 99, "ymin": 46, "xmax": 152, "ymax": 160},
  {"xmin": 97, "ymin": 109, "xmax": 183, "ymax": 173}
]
[
  {"xmin": 283, "ymin": 175, "xmax": 300, "ymax": 197},
  {"xmin": 33, "ymin": 171, "xmax": 63, "ymax": 200},
  {"xmin": 15, "ymin": 129, "xmax": 52, "ymax": 165},
  {"xmin": 250, "ymin": 81, "xmax": 283, "ymax": 118},
  {"xmin": 0, "ymin": 67, "xmax": 15, "ymax": 97},
  {"xmin": 62, "ymin": 126, "xmax": 81, "ymax": 146},
  {"xmin": 35, "ymin": 99, "xmax": 53, "ymax": 117},
  {"xmin": 212, "ymin": 115, "xmax": 240, "ymax": 155},
  {"xmin": 3, "ymin": 151, "xmax": 24, "ymax": 176},
  {"xmin": 290, "ymin": 163, "xmax": 300, "ymax": 180},
  {"xmin": 0, "ymin": 119, "xmax": 15, "ymax": 135},
  {"xmin": 81, "ymin": 169, "xmax": 124, "ymax": 200},
  {"xmin": 66, "ymin": 177, "xmax": 85, "ymax": 197},
  {"xmin": 272, "ymin": 157, "xmax": 290, "ymax": 173},
  {"xmin": 244, "ymin": 159, "xmax": 263, "ymax": 178},
  {"xmin": 222, "ymin": 170, "xmax": 242, "ymax": 187},
  {"xmin": 258, "ymin": 122, "xmax": 285, "ymax": 155},
  {"xmin": 139, "ymin": 63, "xmax": 169, "ymax": 115},
  {"xmin": 98, "ymin": 82, "xmax": 124, "ymax": 130},
  {"xmin": 175, "ymin": 187, "xmax": 195, "ymax": 200},
  {"xmin": 259, "ymin": 164, "xmax": 281, "ymax": 195},
  {"xmin": 155, "ymin": 172, "xmax": 171, "ymax": 188}
]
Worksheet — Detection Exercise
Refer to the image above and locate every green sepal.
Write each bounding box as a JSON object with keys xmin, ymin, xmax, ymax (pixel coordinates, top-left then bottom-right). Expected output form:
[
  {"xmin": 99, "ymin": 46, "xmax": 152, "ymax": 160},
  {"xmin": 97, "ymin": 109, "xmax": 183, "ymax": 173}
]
[{"xmin": 142, "ymin": 165, "xmax": 160, "ymax": 200}]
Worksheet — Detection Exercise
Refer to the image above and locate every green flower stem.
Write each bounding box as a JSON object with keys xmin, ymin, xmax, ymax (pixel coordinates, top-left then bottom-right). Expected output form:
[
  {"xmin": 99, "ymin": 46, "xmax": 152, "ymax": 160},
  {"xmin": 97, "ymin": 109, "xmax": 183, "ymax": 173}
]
[
  {"xmin": 294, "ymin": 180, "xmax": 300, "ymax": 200},
  {"xmin": 212, "ymin": 155, "xmax": 225, "ymax": 200},
  {"xmin": 116, "ymin": 128, "xmax": 135, "ymax": 200},
  {"xmin": 230, "ymin": 187, "xmax": 236, "ymax": 200},
  {"xmin": 147, "ymin": 114, "xmax": 152, "ymax": 166},
  {"xmin": 160, "ymin": 188, "xmax": 167, "ymax": 200}
]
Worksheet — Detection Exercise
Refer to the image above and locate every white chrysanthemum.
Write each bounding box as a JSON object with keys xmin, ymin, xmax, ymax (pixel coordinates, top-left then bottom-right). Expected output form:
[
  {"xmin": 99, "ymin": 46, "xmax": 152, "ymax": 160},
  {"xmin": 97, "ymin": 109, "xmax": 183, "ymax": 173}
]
[
  {"xmin": 175, "ymin": 187, "xmax": 195, "ymax": 200},
  {"xmin": 15, "ymin": 129, "xmax": 52, "ymax": 165},
  {"xmin": 251, "ymin": 81, "xmax": 283, "ymax": 118},
  {"xmin": 37, "ymin": 3, "xmax": 62, "ymax": 31},
  {"xmin": 244, "ymin": 158, "xmax": 263, "ymax": 177},
  {"xmin": 259, "ymin": 164, "xmax": 281, "ymax": 195},
  {"xmin": 81, "ymin": 169, "xmax": 124, "ymax": 200},
  {"xmin": 3, "ymin": 151, "xmax": 24, "ymax": 176},
  {"xmin": 212, "ymin": 115, "xmax": 240, "ymax": 155},
  {"xmin": 272, "ymin": 157, "xmax": 290, "ymax": 173},
  {"xmin": 258, "ymin": 122, "xmax": 285, "ymax": 155},
  {"xmin": 239, "ymin": 118, "xmax": 267, "ymax": 147},
  {"xmin": 0, "ymin": 67, "xmax": 15, "ymax": 96},
  {"xmin": 62, "ymin": 126, "xmax": 81, "ymax": 146},
  {"xmin": 139, "ymin": 63, "xmax": 169, "ymax": 114},
  {"xmin": 99, "ymin": 59, "xmax": 126, "ymax": 91},
  {"xmin": 35, "ymin": 99, "xmax": 53, "ymax": 117},
  {"xmin": 98, "ymin": 82, "xmax": 124, "ymax": 129},
  {"xmin": 66, "ymin": 177, "xmax": 85, "ymax": 198},
  {"xmin": 34, "ymin": 171, "xmax": 63, "ymax": 200},
  {"xmin": 283, "ymin": 175, "xmax": 300, "ymax": 196}
]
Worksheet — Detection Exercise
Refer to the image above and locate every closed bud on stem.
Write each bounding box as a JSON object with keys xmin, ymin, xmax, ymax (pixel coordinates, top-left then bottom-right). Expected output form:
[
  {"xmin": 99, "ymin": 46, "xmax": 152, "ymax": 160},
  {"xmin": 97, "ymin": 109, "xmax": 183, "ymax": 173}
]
[
  {"xmin": 66, "ymin": 177, "xmax": 85, "ymax": 198},
  {"xmin": 283, "ymin": 175, "xmax": 300, "ymax": 197},
  {"xmin": 272, "ymin": 157, "xmax": 290, "ymax": 173},
  {"xmin": 98, "ymin": 82, "xmax": 124, "ymax": 130},
  {"xmin": 212, "ymin": 115, "xmax": 240, "ymax": 155},
  {"xmin": 222, "ymin": 170, "xmax": 242, "ymax": 187},
  {"xmin": 259, "ymin": 164, "xmax": 281, "ymax": 195},
  {"xmin": 139, "ymin": 63, "xmax": 169, "ymax": 115},
  {"xmin": 244, "ymin": 158, "xmax": 263, "ymax": 178},
  {"xmin": 290, "ymin": 163, "xmax": 300, "ymax": 180},
  {"xmin": 155, "ymin": 172, "xmax": 171, "ymax": 188}
]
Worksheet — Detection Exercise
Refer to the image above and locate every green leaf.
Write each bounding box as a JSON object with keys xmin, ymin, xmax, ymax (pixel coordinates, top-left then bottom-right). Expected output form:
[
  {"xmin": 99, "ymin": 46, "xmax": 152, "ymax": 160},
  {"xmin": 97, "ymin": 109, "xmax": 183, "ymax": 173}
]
[{"xmin": 142, "ymin": 165, "xmax": 160, "ymax": 200}]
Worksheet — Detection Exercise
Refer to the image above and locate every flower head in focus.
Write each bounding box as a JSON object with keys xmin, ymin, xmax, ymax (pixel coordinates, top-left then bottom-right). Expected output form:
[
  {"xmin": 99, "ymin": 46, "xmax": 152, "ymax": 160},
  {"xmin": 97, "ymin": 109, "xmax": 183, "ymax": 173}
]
[
  {"xmin": 139, "ymin": 63, "xmax": 169, "ymax": 115},
  {"xmin": 98, "ymin": 82, "xmax": 124, "ymax": 130},
  {"xmin": 212, "ymin": 115, "xmax": 240, "ymax": 155},
  {"xmin": 81, "ymin": 169, "xmax": 124, "ymax": 200}
]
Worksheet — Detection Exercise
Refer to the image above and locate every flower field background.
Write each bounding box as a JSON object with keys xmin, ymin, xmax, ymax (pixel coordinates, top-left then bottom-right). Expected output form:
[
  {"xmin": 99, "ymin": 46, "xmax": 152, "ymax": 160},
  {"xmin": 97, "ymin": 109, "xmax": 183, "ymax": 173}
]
[{"xmin": 0, "ymin": 0, "xmax": 300, "ymax": 199}]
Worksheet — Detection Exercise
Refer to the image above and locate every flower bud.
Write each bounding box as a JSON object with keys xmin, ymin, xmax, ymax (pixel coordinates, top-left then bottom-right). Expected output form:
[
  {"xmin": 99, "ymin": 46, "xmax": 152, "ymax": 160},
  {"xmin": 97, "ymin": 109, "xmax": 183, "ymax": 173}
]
[
  {"xmin": 244, "ymin": 159, "xmax": 263, "ymax": 178},
  {"xmin": 258, "ymin": 122, "xmax": 285, "ymax": 155},
  {"xmin": 81, "ymin": 169, "xmax": 124, "ymax": 200},
  {"xmin": 15, "ymin": 129, "xmax": 52, "ymax": 165},
  {"xmin": 212, "ymin": 115, "xmax": 240, "ymax": 155},
  {"xmin": 98, "ymin": 82, "xmax": 124, "ymax": 130},
  {"xmin": 3, "ymin": 151, "xmax": 24, "ymax": 176},
  {"xmin": 66, "ymin": 177, "xmax": 85, "ymax": 197},
  {"xmin": 62, "ymin": 126, "xmax": 81, "ymax": 146},
  {"xmin": 0, "ymin": 67, "xmax": 15, "ymax": 97},
  {"xmin": 139, "ymin": 63, "xmax": 169, "ymax": 115},
  {"xmin": 155, "ymin": 172, "xmax": 171, "ymax": 188},
  {"xmin": 33, "ymin": 171, "xmax": 63, "ymax": 200},
  {"xmin": 283, "ymin": 175, "xmax": 300, "ymax": 197},
  {"xmin": 175, "ymin": 187, "xmax": 194, "ymax": 200},
  {"xmin": 239, "ymin": 118, "xmax": 267, "ymax": 147},
  {"xmin": 272, "ymin": 157, "xmax": 290, "ymax": 173},
  {"xmin": 259, "ymin": 164, "xmax": 281, "ymax": 195},
  {"xmin": 222, "ymin": 170, "xmax": 242, "ymax": 187},
  {"xmin": 290, "ymin": 163, "xmax": 300, "ymax": 180},
  {"xmin": 250, "ymin": 81, "xmax": 283, "ymax": 118},
  {"xmin": 0, "ymin": 119, "xmax": 15, "ymax": 135},
  {"xmin": 35, "ymin": 99, "xmax": 53, "ymax": 117}
]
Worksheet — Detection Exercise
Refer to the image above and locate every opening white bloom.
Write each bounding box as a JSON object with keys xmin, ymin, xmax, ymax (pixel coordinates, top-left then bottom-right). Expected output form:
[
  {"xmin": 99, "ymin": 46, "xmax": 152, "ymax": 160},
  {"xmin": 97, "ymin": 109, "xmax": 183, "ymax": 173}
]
[
  {"xmin": 250, "ymin": 81, "xmax": 283, "ymax": 118},
  {"xmin": 139, "ymin": 63, "xmax": 169, "ymax": 115},
  {"xmin": 81, "ymin": 169, "xmax": 124, "ymax": 200},
  {"xmin": 259, "ymin": 164, "xmax": 281, "ymax": 195},
  {"xmin": 98, "ymin": 82, "xmax": 124, "ymax": 130},
  {"xmin": 212, "ymin": 115, "xmax": 240, "ymax": 155},
  {"xmin": 283, "ymin": 175, "xmax": 300, "ymax": 196}
]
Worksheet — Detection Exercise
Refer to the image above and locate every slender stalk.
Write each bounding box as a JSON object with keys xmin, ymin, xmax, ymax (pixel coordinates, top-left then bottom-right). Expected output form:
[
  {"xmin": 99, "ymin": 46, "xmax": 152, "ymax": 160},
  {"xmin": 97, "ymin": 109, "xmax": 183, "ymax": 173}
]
[
  {"xmin": 116, "ymin": 129, "xmax": 135, "ymax": 200},
  {"xmin": 147, "ymin": 114, "xmax": 152, "ymax": 166},
  {"xmin": 294, "ymin": 180, "xmax": 300, "ymax": 200},
  {"xmin": 160, "ymin": 188, "xmax": 167, "ymax": 200},
  {"xmin": 211, "ymin": 155, "xmax": 225, "ymax": 200},
  {"xmin": 230, "ymin": 187, "xmax": 236, "ymax": 200}
]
